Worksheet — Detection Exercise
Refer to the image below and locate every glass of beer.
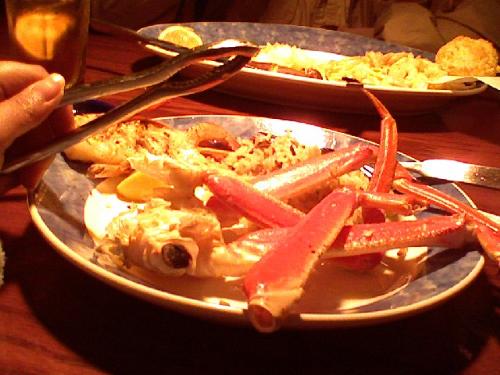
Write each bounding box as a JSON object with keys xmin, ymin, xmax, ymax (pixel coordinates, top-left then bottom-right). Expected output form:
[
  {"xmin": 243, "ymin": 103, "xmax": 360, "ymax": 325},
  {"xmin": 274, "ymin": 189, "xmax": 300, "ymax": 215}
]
[{"xmin": 5, "ymin": 0, "xmax": 90, "ymax": 88}]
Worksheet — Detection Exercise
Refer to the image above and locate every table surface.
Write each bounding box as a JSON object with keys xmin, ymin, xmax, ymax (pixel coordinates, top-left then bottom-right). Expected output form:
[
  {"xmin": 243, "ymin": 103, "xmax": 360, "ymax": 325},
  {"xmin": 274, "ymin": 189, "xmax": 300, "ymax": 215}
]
[{"xmin": 0, "ymin": 23, "xmax": 499, "ymax": 375}]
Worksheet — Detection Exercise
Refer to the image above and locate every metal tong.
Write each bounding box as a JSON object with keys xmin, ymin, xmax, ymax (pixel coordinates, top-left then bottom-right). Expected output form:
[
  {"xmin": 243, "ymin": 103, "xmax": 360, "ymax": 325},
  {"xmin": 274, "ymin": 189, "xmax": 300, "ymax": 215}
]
[{"xmin": 1, "ymin": 38, "xmax": 260, "ymax": 174}]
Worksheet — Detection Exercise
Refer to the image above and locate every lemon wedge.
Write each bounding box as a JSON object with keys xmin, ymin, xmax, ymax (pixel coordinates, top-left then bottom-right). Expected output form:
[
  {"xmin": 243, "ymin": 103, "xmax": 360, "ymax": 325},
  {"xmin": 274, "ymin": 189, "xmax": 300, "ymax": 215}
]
[
  {"xmin": 117, "ymin": 171, "xmax": 169, "ymax": 202},
  {"xmin": 158, "ymin": 25, "xmax": 203, "ymax": 49}
]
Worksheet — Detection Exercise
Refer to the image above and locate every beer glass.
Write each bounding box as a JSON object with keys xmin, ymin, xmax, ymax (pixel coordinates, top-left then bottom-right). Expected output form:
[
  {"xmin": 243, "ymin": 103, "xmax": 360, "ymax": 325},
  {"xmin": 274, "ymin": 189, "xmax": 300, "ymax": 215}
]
[{"xmin": 5, "ymin": 0, "xmax": 90, "ymax": 87}]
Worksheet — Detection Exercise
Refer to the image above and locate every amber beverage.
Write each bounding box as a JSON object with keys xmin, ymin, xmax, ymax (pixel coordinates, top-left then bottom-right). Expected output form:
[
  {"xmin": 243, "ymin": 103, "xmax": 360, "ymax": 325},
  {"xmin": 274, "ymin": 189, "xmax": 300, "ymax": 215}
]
[{"xmin": 5, "ymin": 0, "xmax": 90, "ymax": 87}]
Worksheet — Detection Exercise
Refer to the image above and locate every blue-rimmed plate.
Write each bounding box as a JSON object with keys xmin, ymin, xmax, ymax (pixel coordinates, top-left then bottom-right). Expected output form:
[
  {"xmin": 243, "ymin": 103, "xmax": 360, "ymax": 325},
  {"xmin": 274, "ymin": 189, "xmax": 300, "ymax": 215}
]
[
  {"xmin": 138, "ymin": 22, "xmax": 487, "ymax": 114},
  {"xmin": 29, "ymin": 115, "xmax": 484, "ymax": 329}
]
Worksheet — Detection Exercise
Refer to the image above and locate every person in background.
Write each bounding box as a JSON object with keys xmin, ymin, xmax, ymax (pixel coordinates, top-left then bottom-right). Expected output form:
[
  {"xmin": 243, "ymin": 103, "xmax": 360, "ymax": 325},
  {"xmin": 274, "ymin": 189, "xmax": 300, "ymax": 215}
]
[
  {"xmin": 373, "ymin": 0, "xmax": 500, "ymax": 52},
  {"xmin": 0, "ymin": 61, "xmax": 74, "ymax": 287},
  {"xmin": 90, "ymin": 0, "xmax": 498, "ymax": 53}
]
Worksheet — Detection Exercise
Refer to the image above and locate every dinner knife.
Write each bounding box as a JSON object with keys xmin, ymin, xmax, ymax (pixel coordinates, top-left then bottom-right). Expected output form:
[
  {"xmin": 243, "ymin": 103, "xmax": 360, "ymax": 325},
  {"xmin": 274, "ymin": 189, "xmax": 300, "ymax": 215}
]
[{"xmin": 399, "ymin": 159, "xmax": 500, "ymax": 189}]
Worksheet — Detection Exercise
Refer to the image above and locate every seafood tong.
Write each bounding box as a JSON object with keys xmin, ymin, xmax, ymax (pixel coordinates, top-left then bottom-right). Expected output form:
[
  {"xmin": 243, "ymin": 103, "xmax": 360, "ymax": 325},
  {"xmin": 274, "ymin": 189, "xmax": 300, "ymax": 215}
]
[{"xmin": 1, "ymin": 39, "xmax": 260, "ymax": 174}]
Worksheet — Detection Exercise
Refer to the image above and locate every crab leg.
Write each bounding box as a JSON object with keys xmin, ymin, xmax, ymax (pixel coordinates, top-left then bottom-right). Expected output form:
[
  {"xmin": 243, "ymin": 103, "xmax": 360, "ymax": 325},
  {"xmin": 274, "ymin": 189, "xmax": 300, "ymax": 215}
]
[
  {"xmin": 228, "ymin": 213, "xmax": 467, "ymax": 257},
  {"xmin": 363, "ymin": 89, "xmax": 398, "ymax": 193},
  {"xmin": 357, "ymin": 90, "xmax": 399, "ymax": 265},
  {"xmin": 327, "ymin": 214, "xmax": 468, "ymax": 256},
  {"xmin": 243, "ymin": 188, "xmax": 357, "ymax": 332},
  {"xmin": 359, "ymin": 191, "xmax": 426, "ymax": 215},
  {"xmin": 206, "ymin": 143, "xmax": 374, "ymax": 215},
  {"xmin": 393, "ymin": 171, "xmax": 499, "ymax": 231},
  {"xmin": 209, "ymin": 212, "xmax": 471, "ymax": 277},
  {"xmin": 206, "ymin": 174, "xmax": 303, "ymax": 228},
  {"xmin": 251, "ymin": 143, "xmax": 374, "ymax": 199},
  {"xmin": 207, "ymin": 174, "xmax": 437, "ymax": 272},
  {"xmin": 207, "ymin": 174, "xmax": 422, "ymax": 227},
  {"xmin": 393, "ymin": 168, "xmax": 500, "ymax": 264}
]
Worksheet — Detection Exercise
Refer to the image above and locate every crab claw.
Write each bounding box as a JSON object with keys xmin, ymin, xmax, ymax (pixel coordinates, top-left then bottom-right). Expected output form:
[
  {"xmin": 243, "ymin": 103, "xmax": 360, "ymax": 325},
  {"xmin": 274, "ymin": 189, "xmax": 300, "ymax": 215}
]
[{"xmin": 243, "ymin": 188, "xmax": 357, "ymax": 332}]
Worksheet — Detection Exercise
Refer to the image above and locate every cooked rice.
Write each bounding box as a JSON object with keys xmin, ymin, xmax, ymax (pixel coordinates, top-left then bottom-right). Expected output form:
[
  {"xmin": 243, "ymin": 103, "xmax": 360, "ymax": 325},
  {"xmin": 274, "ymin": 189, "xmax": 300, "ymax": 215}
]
[{"xmin": 221, "ymin": 131, "xmax": 321, "ymax": 176}]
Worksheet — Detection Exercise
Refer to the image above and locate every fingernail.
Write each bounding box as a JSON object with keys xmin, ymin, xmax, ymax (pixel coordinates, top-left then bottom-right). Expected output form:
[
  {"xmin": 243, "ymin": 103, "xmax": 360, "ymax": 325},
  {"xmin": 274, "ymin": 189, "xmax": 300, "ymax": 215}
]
[{"xmin": 32, "ymin": 73, "xmax": 65, "ymax": 101}]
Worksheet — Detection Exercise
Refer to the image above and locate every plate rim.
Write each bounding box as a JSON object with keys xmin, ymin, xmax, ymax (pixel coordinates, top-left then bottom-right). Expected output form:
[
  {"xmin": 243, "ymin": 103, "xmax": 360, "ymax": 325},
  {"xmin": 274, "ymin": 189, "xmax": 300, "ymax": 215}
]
[{"xmin": 29, "ymin": 114, "xmax": 485, "ymax": 328}]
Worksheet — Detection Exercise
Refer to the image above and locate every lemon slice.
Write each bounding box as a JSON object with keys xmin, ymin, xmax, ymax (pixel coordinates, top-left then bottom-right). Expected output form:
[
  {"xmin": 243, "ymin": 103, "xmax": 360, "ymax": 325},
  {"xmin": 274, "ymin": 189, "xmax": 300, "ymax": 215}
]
[
  {"xmin": 117, "ymin": 171, "xmax": 169, "ymax": 202},
  {"xmin": 158, "ymin": 25, "xmax": 203, "ymax": 49}
]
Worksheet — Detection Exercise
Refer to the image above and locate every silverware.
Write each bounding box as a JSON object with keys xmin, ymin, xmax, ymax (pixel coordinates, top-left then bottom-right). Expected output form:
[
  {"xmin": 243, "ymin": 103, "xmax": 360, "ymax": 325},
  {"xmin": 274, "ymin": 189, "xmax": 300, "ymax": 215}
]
[
  {"xmin": 60, "ymin": 38, "xmax": 258, "ymax": 106},
  {"xmin": 400, "ymin": 159, "xmax": 500, "ymax": 189},
  {"xmin": 1, "ymin": 39, "xmax": 260, "ymax": 175}
]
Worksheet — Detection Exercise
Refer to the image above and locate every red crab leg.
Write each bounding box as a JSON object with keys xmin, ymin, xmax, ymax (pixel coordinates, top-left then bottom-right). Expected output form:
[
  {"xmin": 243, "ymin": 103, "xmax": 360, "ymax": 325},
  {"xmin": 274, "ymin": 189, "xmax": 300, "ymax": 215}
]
[
  {"xmin": 207, "ymin": 173, "xmax": 429, "ymax": 271},
  {"xmin": 476, "ymin": 226, "xmax": 500, "ymax": 265},
  {"xmin": 243, "ymin": 188, "xmax": 357, "ymax": 332},
  {"xmin": 393, "ymin": 177, "xmax": 499, "ymax": 232},
  {"xmin": 222, "ymin": 213, "xmax": 470, "ymax": 275},
  {"xmin": 363, "ymin": 89, "xmax": 398, "ymax": 193},
  {"xmin": 361, "ymin": 90, "xmax": 398, "ymax": 227},
  {"xmin": 233, "ymin": 214, "xmax": 469, "ymax": 256},
  {"xmin": 393, "ymin": 172, "xmax": 500, "ymax": 264},
  {"xmin": 206, "ymin": 143, "xmax": 373, "ymax": 217},
  {"xmin": 251, "ymin": 143, "xmax": 374, "ymax": 199},
  {"xmin": 205, "ymin": 174, "xmax": 303, "ymax": 228},
  {"xmin": 359, "ymin": 191, "xmax": 426, "ymax": 215},
  {"xmin": 327, "ymin": 214, "xmax": 468, "ymax": 256},
  {"xmin": 205, "ymin": 175, "xmax": 421, "ymax": 227},
  {"xmin": 207, "ymin": 174, "xmax": 422, "ymax": 227},
  {"xmin": 359, "ymin": 90, "xmax": 399, "ymax": 265}
]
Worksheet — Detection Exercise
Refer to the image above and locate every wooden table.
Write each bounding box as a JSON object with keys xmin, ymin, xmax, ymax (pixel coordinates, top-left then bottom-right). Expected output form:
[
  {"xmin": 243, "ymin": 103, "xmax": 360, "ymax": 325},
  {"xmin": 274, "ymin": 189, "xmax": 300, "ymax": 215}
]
[{"xmin": 0, "ymin": 26, "xmax": 499, "ymax": 375}]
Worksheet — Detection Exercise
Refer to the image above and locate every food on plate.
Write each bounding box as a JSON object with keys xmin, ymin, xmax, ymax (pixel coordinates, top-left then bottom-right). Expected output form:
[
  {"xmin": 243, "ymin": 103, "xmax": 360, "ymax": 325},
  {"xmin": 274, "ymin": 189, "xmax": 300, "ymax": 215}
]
[
  {"xmin": 157, "ymin": 25, "xmax": 203, "ymax": 49},
  {"xmin": 246, "ymin": 43, "xmax": 449, "ymax": 89},
  {"xmin": 250, "ymin": 43, "xmax": 325, "ymax": 79},
  {"xmin": 158, "ymin": 25, "xmax": 496, "ymax": 89},
  {"xmin": 323, "ymin": 50, "xmax": 447, "ymax": 89},
  {"xmin": 67, "ymin": 115, "xmax": 320, "ymax": 180},
  {"xmin": 435, "ymin": 36, "xmax": 499, "ymax": 76},
  {"xmin": 66, "ymin": 91, "xmax": 499, "ymax": 332}
]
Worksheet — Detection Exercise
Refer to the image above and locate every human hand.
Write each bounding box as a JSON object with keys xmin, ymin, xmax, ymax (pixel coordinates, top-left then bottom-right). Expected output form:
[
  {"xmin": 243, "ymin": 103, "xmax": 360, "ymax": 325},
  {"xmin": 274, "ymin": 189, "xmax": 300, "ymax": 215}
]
[{"xmin": 0, "ymin": 61, "xmax": 74, "ymax": 194}]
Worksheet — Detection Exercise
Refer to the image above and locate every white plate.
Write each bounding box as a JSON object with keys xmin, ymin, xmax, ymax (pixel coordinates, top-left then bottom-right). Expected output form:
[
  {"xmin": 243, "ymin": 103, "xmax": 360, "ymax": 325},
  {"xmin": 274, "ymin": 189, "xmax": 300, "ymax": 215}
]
[
  {"xmin": 29, "ymin": 115, "xmax": 484, "ymax": 329},
  {"xmin": 138, "ymin": 23, "xmax": 487, "ymax": 114}
]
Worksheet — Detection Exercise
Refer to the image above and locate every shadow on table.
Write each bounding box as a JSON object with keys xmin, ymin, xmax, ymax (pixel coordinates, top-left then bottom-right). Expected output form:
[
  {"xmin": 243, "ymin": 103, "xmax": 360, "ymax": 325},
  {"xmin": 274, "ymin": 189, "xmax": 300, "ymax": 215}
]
[{"xmin": 5, "ymin": 224, "xmax": 498, "ymax": 375}]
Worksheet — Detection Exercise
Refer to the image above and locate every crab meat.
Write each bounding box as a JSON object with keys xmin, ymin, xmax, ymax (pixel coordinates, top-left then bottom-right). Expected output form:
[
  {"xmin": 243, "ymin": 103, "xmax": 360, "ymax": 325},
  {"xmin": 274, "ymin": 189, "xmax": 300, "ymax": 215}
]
[{"xmin": 95, "ymin": 198, "xmax": 224, "ymax": 277}]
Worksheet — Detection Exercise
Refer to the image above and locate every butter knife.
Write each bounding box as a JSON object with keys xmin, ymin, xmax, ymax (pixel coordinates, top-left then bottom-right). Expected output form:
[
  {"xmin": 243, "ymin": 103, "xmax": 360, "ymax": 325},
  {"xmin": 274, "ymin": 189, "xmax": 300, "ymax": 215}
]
[{"xmin": 400, "ymin": 159, "xmax": 500, "ymax": 189}]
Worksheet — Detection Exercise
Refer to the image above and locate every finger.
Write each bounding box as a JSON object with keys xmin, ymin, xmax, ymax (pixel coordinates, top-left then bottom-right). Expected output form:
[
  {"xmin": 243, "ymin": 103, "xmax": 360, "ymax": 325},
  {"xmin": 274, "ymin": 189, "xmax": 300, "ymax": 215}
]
[
  {"xmin": 0, "ymin": 73, "xmax": 65, "ymax": 153},
  {"xmin": 0, "ymin": 61, "xmax": 48, "ymax": 99},
  {"xmin": 17, "ymin": 107, "xmax": 75, "ymax": 190}
]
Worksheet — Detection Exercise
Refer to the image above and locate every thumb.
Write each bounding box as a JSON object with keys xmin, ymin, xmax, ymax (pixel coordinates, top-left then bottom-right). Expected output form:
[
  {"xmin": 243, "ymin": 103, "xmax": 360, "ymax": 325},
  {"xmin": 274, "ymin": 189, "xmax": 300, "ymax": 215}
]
[{"xmin": 0, "ymin": 73, "xmax": 65, "ymax": 153}]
